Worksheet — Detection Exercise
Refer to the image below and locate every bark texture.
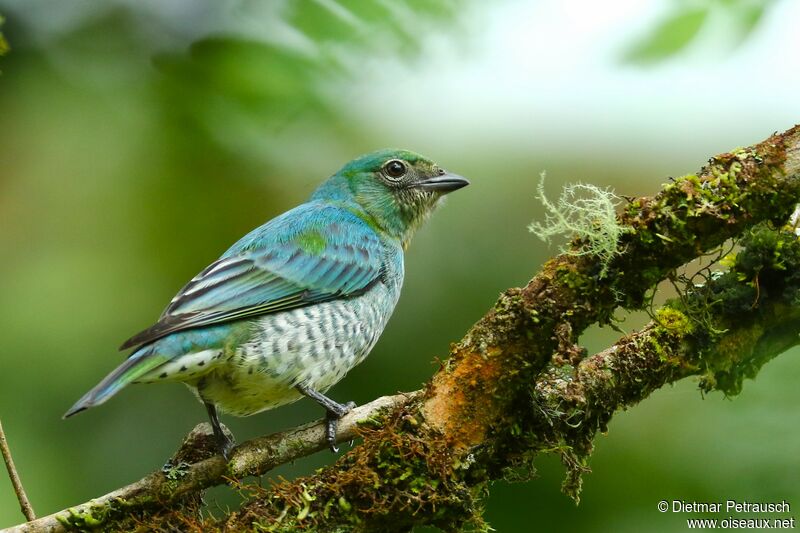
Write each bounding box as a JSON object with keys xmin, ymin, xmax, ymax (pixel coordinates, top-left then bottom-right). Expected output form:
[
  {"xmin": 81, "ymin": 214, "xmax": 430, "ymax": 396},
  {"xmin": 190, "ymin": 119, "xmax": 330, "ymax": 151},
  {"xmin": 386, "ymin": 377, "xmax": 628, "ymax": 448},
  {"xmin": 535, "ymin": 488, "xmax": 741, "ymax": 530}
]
[{"xmin": 5, "ymin": 126, "xmax": 800, "ymax": 532}]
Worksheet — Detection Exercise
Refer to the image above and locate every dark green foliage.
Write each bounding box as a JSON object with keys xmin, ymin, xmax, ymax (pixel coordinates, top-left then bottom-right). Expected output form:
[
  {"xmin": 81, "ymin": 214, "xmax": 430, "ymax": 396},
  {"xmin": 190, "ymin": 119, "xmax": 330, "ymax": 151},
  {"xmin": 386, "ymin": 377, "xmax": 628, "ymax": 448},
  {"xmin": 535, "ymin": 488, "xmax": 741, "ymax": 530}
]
[
  {"xmin": 0, "ymin": 14, "xmax": 8, "ymax": 57},
  {"xmin": 152, "ymin": 0, "xmax": 469, "ymax": 160}
]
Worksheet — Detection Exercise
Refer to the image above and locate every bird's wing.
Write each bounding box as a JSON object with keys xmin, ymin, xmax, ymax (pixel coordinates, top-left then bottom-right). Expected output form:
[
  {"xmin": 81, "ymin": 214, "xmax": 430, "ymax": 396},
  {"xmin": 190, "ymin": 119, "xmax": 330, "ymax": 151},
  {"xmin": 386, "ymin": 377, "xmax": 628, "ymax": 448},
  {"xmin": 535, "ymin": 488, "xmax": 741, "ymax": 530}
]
[{"xmin": 120, "ymin": 209, "xmax": 385, "ymax": 351}]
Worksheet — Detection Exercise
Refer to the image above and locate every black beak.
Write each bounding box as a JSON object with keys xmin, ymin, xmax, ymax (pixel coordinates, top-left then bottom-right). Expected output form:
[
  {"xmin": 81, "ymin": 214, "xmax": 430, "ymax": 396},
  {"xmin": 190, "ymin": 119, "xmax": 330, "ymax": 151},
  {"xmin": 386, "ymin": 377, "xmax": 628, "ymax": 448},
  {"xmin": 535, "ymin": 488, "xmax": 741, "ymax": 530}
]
[{"xmin": 415, "ymin": 172, "xmax": 470, "ymax": 193}]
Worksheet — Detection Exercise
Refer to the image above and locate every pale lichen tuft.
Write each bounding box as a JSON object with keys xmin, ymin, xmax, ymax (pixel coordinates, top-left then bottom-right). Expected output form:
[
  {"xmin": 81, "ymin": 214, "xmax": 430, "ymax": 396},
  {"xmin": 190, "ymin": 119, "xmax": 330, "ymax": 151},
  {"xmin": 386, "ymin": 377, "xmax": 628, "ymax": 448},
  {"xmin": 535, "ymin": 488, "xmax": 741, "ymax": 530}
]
[{"xmin": 529, "ymin": 172, "xmax": 630, "ymax": 276}]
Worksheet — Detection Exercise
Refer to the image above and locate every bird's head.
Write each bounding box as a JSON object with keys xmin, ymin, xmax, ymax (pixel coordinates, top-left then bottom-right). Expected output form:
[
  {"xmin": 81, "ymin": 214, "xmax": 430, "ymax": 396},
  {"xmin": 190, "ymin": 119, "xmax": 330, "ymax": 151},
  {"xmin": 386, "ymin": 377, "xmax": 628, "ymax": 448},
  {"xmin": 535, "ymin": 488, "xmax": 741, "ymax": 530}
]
[{"xmin": 314, "ymin": 149, "xmax": 469, "ymax": 247}]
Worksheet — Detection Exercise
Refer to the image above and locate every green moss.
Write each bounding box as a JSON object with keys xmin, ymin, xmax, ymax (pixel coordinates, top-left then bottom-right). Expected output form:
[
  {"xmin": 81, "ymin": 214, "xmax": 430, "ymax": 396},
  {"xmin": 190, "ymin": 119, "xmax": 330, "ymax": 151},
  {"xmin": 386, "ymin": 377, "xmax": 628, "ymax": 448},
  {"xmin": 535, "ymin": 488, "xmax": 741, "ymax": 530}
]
[
  {"xmin": 57, "ymin": 505, "xmax": 111, "ymax": 530},
  {"xmin": 671, "ymin": 225, "xmax": 800, "ymax": 395},
  {"xmin": 227, "ymin": 405, "xmax": 488, "ymax": 532},
  {"xmin": 645, "ymin": 310, "xmax": 697, "ymax": 367},
  {"xmin": 498, "ymin": 137, "xmax": 800, "ymax": 509},
  {"xmin": 610, "ymin": 133, "xmax": 800, "ymax": 312},
  {"xmin": 556, "ymin": 265, "xmax": 594, "ymax": 292},
  {"xmin": 654, "ymin": 307, "xmax": 693, "ymax": 337},
  {"xmin": 731, "ymin": 147, "xmax": 762, "ymax": 163},
  {"xmin": 164, "ymin": 461, "xmax": 192, "ymax": 483},
  {"xmin": 56, "ymin": 495, "xmax": 208, "ymax": 532}
]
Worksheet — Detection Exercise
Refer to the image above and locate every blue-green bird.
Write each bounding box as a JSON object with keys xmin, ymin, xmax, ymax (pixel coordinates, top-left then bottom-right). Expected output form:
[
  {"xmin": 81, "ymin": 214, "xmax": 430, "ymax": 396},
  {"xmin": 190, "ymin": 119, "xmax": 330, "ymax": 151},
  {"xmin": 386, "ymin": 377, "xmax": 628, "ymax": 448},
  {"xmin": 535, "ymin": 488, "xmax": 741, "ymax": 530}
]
[{"xmin": 64, "ymin": 149, "xmax": 469, "ymax": 457}]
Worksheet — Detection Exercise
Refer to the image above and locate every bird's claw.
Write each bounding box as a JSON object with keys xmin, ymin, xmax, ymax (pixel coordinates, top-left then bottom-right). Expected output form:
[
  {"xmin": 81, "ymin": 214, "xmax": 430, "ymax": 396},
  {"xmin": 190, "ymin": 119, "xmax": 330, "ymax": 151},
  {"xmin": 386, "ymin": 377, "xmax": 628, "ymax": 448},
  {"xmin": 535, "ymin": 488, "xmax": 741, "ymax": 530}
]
[
  {"xmin": 215, "ymin": 432, "xmax": 236, "ymax": 461},
  {"xmin": 326, "ymin": 400, "xmax": 357, "ymax": 453}
]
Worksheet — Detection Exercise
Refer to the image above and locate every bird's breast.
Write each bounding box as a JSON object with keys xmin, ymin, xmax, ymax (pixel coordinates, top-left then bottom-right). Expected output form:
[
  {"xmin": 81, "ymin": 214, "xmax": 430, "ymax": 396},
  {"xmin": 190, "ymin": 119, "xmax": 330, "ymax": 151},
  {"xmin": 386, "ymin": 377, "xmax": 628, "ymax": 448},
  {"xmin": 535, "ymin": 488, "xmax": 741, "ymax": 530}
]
[{"xmin": 197, "ymin": 280, "xmax": 401, "ymax": 416}]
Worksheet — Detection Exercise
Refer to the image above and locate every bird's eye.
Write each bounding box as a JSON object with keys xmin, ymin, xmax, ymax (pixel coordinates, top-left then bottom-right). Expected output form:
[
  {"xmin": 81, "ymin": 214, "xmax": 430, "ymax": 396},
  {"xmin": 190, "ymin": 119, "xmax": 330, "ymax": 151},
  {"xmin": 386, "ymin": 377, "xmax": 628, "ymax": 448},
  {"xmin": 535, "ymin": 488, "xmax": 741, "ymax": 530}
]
[{"xmin": 383, "ymin": 160, "xmax": 407, "ymax": 180}]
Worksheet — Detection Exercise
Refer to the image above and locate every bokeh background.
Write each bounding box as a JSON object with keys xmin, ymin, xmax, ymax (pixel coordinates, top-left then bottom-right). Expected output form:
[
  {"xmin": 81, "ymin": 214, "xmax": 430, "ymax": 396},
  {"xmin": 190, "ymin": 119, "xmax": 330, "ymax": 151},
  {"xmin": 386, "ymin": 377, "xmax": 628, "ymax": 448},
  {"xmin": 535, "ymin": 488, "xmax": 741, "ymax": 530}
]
[{"xmin": 1, "ymin": 0, "xmax": 799, "ymax": 531}]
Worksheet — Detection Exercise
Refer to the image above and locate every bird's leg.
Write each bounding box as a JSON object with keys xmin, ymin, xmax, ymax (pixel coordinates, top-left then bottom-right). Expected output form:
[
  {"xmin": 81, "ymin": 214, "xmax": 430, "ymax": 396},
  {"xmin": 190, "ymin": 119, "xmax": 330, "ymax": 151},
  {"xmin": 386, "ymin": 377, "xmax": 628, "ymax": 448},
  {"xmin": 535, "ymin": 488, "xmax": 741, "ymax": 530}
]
[
  {"xmin": 295, "ymin": 384, "xmax": 356, "ymax": 452},
  {"xmin": 204, "ymin": 402, "xmax": 235, "ymax": 460}
]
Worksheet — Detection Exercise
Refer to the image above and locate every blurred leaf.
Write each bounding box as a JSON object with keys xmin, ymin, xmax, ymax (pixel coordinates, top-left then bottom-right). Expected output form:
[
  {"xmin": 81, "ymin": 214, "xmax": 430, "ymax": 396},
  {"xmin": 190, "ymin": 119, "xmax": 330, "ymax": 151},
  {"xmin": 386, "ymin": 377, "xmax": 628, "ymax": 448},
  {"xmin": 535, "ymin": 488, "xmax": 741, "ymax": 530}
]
[
  {"xmin": 153, "ymin": 0, "xmax": 470, "ymax": 159},
  {"xmin": 0, "ymin": 14, "xmax": 9, "ymax": 57},
  {"xmin": 624, "ymin": 7, "xmax": 709, "ymax": 65},
  {"xmin": 731, "ymin": 4, "xmax": 767, "ymax": 47},
  {"xmin": 287, "ymin": 0, "xmax": 461, "ymax": 56},
  {"xmin": 153, "ymin": 36, "xmax": 335, "ymax": 162},
  {"xmin": 169, "ymin": 37, "xmax": 323, "ymax": 108},
  {"xmin": 288, "ymin": 0, "xmax": 363, "ymax": 45},
  {"xmin": 403, "ymin": 0, "xmax": 460, "ymax": 18}
]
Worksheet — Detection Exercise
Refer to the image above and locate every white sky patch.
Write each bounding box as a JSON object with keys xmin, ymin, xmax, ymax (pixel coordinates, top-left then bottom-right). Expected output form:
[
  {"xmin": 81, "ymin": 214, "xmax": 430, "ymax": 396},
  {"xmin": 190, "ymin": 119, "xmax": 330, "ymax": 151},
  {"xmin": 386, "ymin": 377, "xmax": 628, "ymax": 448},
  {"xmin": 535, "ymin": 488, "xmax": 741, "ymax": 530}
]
[{"xmin": 342, "ymin": 0, "xmax": 800, "ymax": 160}]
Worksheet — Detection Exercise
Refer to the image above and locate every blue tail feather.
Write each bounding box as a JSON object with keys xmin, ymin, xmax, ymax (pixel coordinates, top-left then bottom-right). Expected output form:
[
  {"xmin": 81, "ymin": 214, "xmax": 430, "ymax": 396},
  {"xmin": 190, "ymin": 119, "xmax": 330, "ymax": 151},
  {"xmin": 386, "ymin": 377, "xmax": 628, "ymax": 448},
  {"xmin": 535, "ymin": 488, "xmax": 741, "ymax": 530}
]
[{"xmin": 63, "ymin": 349, "xmax": 165, "ymax": 418}]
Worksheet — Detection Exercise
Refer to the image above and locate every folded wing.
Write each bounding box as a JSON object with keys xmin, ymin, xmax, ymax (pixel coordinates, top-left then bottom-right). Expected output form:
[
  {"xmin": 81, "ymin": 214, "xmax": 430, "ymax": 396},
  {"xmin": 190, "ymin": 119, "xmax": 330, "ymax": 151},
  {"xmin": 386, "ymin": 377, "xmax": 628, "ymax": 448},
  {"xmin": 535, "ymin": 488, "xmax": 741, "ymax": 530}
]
[{"xmin": 121, "ymin": 209, "xmax": 385, "ymax": 351}]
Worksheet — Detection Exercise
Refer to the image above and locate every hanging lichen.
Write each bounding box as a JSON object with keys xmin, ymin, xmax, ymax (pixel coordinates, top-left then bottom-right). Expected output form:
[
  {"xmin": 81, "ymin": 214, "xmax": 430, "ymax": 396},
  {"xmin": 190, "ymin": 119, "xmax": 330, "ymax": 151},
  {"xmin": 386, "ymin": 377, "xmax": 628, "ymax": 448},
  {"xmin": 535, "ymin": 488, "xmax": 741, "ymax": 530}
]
[{"xmin": 529, "ymin": 172, "xmax": 630, "ymax": 276}]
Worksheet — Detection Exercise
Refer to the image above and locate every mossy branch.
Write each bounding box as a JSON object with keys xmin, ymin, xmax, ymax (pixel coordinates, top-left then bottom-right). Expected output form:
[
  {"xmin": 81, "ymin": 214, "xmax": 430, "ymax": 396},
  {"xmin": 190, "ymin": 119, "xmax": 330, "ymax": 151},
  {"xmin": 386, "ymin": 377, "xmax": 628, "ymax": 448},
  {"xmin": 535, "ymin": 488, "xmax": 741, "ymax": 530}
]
[
  {"xmin": 533, "ymin": 224, "xmax": 800, "ymax": 500},
  {"xmin": 5, "ymin": 126, "xmax": 800, "ymax": 532},
  {"xmin": 529, "ymin": 172, "xmax": 629, "ymax": 275},
  {"xmin": 217, "ymin": 224, "xmax": 800, "ymax": 532},
  {"xmin": 6, "ymin": 394, "xmax": 417, "ymax": 533}
]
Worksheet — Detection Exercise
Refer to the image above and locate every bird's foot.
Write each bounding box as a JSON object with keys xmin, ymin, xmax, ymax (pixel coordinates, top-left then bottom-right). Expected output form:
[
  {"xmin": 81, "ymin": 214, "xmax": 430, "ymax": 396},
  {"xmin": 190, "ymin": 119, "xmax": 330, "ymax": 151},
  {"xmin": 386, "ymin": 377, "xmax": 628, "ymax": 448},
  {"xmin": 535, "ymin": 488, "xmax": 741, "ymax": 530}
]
[
  {"xmin": 293, "ymin": 384, "xmax": 357, "ymax": 452},
  {"xmin": 326, "ymin": 400, "xmax": 356, "ymax": 453},
  {"xmin": 204, "ymin": 402, "xmax": 236, "ymax": 460},
  {"xmin": 215, "ymin": 431, "xmax": 236, "ymax": 461}
]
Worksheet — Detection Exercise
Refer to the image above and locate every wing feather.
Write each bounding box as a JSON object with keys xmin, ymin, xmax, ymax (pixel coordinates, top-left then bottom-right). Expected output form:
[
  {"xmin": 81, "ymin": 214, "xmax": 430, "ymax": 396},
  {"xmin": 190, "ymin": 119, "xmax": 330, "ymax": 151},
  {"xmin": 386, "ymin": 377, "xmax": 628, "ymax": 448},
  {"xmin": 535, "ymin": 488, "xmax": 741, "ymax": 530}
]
[{"xmin": 121, "ymin": 205, "xmax": 385, "ymax": 351}]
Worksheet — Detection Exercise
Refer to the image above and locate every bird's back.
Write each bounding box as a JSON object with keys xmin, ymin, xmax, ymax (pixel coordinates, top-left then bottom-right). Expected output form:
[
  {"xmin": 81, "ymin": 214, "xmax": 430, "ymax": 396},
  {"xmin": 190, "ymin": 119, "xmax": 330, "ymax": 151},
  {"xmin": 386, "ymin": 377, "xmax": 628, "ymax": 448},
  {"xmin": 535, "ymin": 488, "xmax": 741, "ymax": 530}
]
[
  {"xmin": 66, "ymin": 200, "xmax": 404, "ymax": 417},
  {"xmin": 64, "ymin": 146, "xmax": 466, "ymax": 441},
  {"xmin": 137, "ymin": 204, "xmax": 406, "ymax": 415}
]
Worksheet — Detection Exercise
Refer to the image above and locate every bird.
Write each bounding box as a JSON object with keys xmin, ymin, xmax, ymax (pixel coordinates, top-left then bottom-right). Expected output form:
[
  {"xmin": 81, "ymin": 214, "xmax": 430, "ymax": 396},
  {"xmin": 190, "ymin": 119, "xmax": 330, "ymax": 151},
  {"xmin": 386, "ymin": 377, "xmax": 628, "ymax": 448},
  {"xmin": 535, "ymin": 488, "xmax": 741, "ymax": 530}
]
[{"xmin": 64, "ymin": 149, "xmax": 469, "ymax": 458}]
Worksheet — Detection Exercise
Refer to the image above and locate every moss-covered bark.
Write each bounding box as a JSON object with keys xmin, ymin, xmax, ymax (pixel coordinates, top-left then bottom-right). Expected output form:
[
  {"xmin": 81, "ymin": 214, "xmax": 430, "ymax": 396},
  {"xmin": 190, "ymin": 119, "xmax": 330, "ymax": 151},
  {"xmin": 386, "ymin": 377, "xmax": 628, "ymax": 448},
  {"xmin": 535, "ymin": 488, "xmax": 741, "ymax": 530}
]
[
  {"xmin": 531, "ymin": 225, "xmax": 800, "ymax": 500},
  {"xmin": 423, "ymin": 128, "xmax": 800, "ymax": 458},
  {"xmin": 218, "ymin": 227, "xmax": 800, "ymax": 532},
  {"xmin": 10, "ymin": 126, "xmax": 800, "ymax": 532},
  {"xmin": 217, "ymin": 129, "xmax": 800, "ymax": 531},
  {"xmin": 12, "ymin": 396, "xmax": 415, "ymax": 532}
]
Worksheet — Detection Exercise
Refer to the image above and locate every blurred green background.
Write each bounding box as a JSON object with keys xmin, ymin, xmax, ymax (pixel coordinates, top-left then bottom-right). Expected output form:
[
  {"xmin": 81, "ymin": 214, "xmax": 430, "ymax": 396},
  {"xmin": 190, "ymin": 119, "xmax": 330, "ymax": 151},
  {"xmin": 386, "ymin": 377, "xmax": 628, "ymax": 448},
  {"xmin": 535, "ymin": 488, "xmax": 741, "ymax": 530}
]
[{"xmin": 1, "ymin": 0, "xmax": 798, "ymax": 531}]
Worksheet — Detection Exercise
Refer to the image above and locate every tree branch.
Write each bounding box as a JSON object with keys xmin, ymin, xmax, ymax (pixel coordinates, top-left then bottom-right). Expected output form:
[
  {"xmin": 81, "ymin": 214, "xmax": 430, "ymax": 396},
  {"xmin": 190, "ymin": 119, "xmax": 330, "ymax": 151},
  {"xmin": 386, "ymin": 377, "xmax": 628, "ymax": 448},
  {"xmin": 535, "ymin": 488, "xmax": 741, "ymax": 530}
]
[
  {"xmin": 220, "ymin": 225, "xmax": 800, "ymax": 532},
  {"xmin": 0, "ymin": 420, "xmax": 35, "ymax": 522},
  {"xmin": 531, "ymin": 226, "xmax": 800, "ymax": 499},
  {"xmin": 5, "ymin": 126, "xmax": 800, "ymax": 532},
  {"xmin": 6, "ymin": 394, "xmax": 417, "ymax": 533}
]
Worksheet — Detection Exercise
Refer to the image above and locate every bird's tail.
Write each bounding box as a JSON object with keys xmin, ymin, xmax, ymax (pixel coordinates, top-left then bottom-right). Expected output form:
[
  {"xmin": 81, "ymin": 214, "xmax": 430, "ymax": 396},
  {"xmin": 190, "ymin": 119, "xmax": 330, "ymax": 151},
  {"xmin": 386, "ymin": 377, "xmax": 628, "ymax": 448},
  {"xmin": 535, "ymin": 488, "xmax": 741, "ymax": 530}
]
[{"xmin": 63, "ymin": 348, "xmax": 166, "ymax": 418}]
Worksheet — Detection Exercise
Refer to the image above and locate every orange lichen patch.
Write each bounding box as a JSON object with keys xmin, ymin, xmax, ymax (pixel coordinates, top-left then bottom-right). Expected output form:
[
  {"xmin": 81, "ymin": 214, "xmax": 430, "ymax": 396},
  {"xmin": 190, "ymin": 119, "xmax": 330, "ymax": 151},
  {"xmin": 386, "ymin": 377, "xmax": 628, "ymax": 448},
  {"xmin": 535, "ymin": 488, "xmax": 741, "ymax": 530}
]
[{"xmin": 423, "ymin": 347, "xmax": 504, "ymax": 450}]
